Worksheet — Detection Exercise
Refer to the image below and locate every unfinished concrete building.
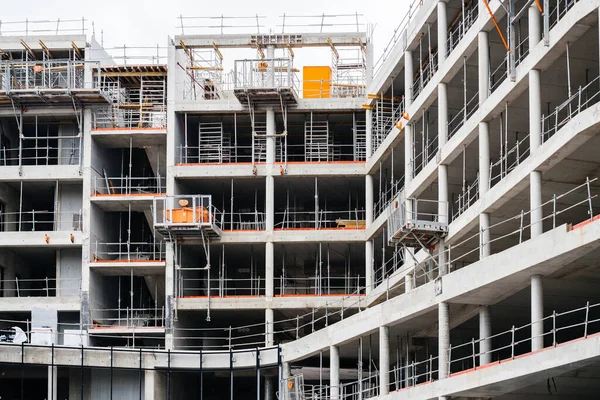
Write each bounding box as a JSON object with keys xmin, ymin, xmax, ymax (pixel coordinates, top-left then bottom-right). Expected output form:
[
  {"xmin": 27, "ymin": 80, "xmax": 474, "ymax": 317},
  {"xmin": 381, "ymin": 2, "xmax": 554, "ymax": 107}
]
[{"xmin": 2, "ymin": 1, "xmax": 600, "ymax": 399}]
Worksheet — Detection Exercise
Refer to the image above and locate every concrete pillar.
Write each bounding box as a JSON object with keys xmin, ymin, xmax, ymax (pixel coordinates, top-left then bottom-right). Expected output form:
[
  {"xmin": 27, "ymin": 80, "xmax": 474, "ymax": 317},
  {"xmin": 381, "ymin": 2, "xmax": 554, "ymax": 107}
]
[
  {"xmin": 330, "ymin": 345, "xmax": 340, "ymax": 400},
  {"xmin": 265, "ymin": 376, "xmax": 275, "ymax": 400},
  {"xmin": 366, "ymin": 109, "xmax": 373, "ymax": 158},
  {"xmin": 531, "ymin": 274, "xmax": 544, "ymax": 351},
  {"xmin": 365, "ymin": 174, "xmax": 374, "ymax": 293},
  {"xmin": 47, "ymin": 366, "xmax": 57, "ymax": 400},
  {"xmin": 438, "ymin": 302, "xmax": 450, "ymax": 379},
  {"xmin": 529, "ymin": 3, "xmax": 542, "ymax": 47},
  {"xmin": 529, "ymin": 68, "xmax": 543, "ymax": 238},
  {"xmin": 479, "ymin": 305, "xmax": 492, "ymax": 365},
  {"xmin": 267, "ymin": 46, "xmax": 275, "ymax": 86},
  {"xmin": 405, "ymin": 273, "xmax": 414, "ymax": 292},
  {"xmin": 265, "ymin": 308, "xmax": 274, "ymax": 346},
  {"xmin": 479, "ymin": 120, "xmax": 491, "ymax": 258},
  {"xmin": 404, "ymin": 50, "xmax": 414, "ymax": 108},
  {"xmin": 165, "ymin": 242, "xmax": 174, "ymax": 349},
  {"xmin": 478, "ymin": 31, "xmax": 490, "ymax": 103},
  {"xmin": 438, "ymin": 164, "xmax": 448, "ymax": 276},
  {"xmin": 365, "ymin": 239, "xmax": 373, "ymax": 294},
  {"xmin": 379, "ymin": 326, "xmax": 390, "ymax": 395},
  {"xmin": 437, "ymin": 0, "xmax": 448, "ymax": 65},
  {"xmin": 438, "ymin": 83, "xmax": 448, "ymax": 149},
  {"xmin": 282, "ymin": 361, "xmax": 291, "ymax": 380},
  {"xmin": 366, "ymin": 41, "xmax": 374, "ymax": 87},
  {"xmin": 145, "ymin": 369, "xmax": 167, "ymax": 400}
]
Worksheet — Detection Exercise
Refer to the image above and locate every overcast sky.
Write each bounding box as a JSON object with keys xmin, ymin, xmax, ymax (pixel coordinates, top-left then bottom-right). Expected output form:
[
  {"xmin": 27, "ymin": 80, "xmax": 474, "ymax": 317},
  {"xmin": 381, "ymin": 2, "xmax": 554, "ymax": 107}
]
[{"xmin": 2, "ymin": 0, "xmax": 406, "ymax": 65}]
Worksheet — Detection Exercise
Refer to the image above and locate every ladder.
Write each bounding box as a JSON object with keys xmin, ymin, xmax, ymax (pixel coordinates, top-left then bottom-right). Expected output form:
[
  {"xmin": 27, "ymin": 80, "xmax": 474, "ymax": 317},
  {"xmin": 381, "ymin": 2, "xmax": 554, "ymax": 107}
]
[
  {"xmin": 354, "ymin": 116, "xmax": 367, "ymax": 161},
  {"xmin": 305, "ymin": 120, "xmax": 329, "ymax": 162},
  {"xmin": 198, "ymin": 122, "xmax": 226, "ymax": 163}
]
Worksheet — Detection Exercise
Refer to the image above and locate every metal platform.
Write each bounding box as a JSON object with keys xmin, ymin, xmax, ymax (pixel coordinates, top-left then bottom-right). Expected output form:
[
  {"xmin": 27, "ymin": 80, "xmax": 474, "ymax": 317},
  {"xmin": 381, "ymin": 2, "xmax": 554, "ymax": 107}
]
[
  {"xmin": 387, "ymin": 197, "xmax": 448, "ymax": 248},
  {"xmin": 233, "ymin": 86, "xmax": 298, "ymax": 106},
  {"xmin": 0, "ymin": 89, "xmax": 110, "ymax": 106},
  {"xmin": 153, "ymin": 195, "xmax": 223, "ymax": 241}
]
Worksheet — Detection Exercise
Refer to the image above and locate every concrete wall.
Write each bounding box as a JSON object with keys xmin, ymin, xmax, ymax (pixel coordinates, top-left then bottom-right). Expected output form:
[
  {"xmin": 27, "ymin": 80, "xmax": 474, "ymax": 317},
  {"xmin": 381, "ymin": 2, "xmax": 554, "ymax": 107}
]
[
  {"xmin": 0, "ymin": 181, "xmax": 19, "ymax": 230},
  {"xmin": 58, "ymin": 123, "xmax": 80, "ymax": 166},
  {"xmin": 58, "ymin": 183, "xmax": 83, "ymax": 231},
  {"xmin": 90, "ymin": 368, "xmax": 142, "ymax": 399},
  {"xmin": 0, "ymin": 249, "xmax": 29, "ymax": 297},
  {"xmin": 58, "ymin": 249, "xmax": 81, "ymax": 296}
]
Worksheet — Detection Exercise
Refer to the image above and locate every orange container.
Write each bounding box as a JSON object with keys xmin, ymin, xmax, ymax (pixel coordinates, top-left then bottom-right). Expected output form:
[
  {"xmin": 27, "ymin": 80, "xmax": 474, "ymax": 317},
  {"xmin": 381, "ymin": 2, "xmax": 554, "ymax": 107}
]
[
  {"xmin": 166, "ymin": 207, "xmax": 210, "ymax": 223},
  {"xmin": 303, "ymin": 66, "xmax": 331, "ymax": 99}
]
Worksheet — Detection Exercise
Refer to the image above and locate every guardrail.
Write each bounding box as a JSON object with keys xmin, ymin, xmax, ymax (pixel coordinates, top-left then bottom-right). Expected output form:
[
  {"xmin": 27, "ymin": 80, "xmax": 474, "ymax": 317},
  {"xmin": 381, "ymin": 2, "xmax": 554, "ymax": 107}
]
[
  {"xmin": 92, "ymin": 108, "xmax": 167, "ymax": 130},
  {"xmin": 91, "ymin": 239, "xmax": 165, "ymax": 262},
  {"xmin": 0, "ymin": 277, "xmax": 80, "ymax": 297},
  {"xmin": 91, "ymin": 307, "xmax": 165, "ymax": 329},
  {"xmin": 275, "ymin": 209, "xmax": 365, "ymax": 230},
  {"xmin": 0, "ymin": 210, "xmax": 82, "ymax": 232},
  {"xmin": 92, "ymin": 175, "xmax": 166, "ymax": 196}
]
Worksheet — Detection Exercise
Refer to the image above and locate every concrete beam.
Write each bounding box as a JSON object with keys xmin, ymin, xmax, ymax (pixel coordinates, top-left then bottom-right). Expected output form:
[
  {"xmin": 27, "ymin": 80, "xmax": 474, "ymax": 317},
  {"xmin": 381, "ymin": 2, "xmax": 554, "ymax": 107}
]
[
  {"xmin": 176, "ymin": 295, "xmax": 363, "ymax": 310},
  {"xmin": 175, "ymin": 32, "xmax": 366, "ymax": 49},
  {"xmin": 0, "ymin": 296, "xmax": 80, "ymax": 312},
  {"xmin": 174, "ymin": 98, "xmax": 364, "ymax": 113},
  {"xmin": 0, "ymin": 166, "xmax": 82, "ymax": 182},
  {"xmin": 0, "ymin": 231, "xmax": 83, "ymax": 247}
]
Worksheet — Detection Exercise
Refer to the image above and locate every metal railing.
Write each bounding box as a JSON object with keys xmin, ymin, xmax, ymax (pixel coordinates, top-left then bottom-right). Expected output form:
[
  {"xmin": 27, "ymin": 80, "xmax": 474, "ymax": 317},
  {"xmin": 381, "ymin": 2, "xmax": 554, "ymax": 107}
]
[
  {"xmin": 371, "ymin": 97, "xmax": 405, "ymax": 155},
  {"xmin": 0, "ymin": 210, "xmax": 82, "ymax": 232},
  {"xmin": 374, "ymin": 178, "xmax": 405, "ymax": 220},
  {"xmin": 92, "ymin": 175, "xmax": 166, "ymax": 196},
  {"xmin": 92, "ymin": 108, "xmax": 167, "ymax": 130},
  {"xmin": 0, "ymin": 145, "xmax": 80, "ymax": 166},
  {"xmin": 221, "ymin": 211, "xmax": 266, "ymax": 231},
  {"xmin": 411, "ymin": 50, "xmax": 439, "ymax": 102},
  {"xmin": 233, "ymin": 57, "xmax": 298, "ymax": 92},
  {"xmin": 452, "ymin": 176, "xmax": 479, "ymax": 221},
  {"xmin": 0, "ymin": 277, "xmax": 80, "ymax": 298},
  {"xmin": 447, "ymin": 91, "xmax": 479, "ymax": 140},
  {"xmin": 91, "ymin": 239, "xmax": 165, "ymax": 262},
  {"xmin": 410, "ymin": 137, "xmax": 438, "ymax": 178},
  {"xmin": 0, "ymin": 18, "xmax": 87, "ymax": 36},
  {"xmin": 0, "ymin": 60, "xmax": 88, "ymax": 91},
  {"xmin": 445, "ymin": 0, "xmax": 479, "ymax": 59},
  {"xmin": 276, "ymin": 275, "xmax": 362, "ymax": 296},
  {"xmin": 489, "ymin": 133, "xmax": 530, "ymax": 189},
  {"xmin": 179, "ymin": 277, "xmax": 265, "ymax": 298},
  {"xmin": 275, "ymin": 210, "xmax": 366, "ymax": 230},
  {"xmin": 387, "ymin": 197, "xmax": 448, "ymax": 241},
  {"xmin": 542, "ymin": 75, "xmax": 600, "ymax": 143},
  {"xmin": 91, "ymin": 308, "xmax": 165, "ymax": 328}
]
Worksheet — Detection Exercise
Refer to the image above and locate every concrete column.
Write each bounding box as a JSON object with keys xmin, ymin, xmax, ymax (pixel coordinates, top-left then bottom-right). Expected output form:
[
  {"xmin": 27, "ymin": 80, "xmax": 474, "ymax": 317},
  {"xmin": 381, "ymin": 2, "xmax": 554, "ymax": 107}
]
[
  {"xmin": 366, "ymin": 174, "xmax": 374, "ymax": 225},
  {"xmin": 479, "ymin": 120, "xmax": 491, "ymax": 258},
  {"xmin": 365, "ymin": 239, "xmax": 373, "ymax": 294},
  {"xmin": 366, "ymin": 41, "xmax": 374, "ymax": 87},
  {"xmin": 437, "ymin": 0, "xmax": 448, "ymax": 65},
  {"xmin": 265, "ymin": 308, "xmax": 274, "ymax": 346},
  {"xmin": 438, "ymin": 302, "xmax": 450, "ymax": 379},
  {"xmin": 478, "ymin": 31, "xmax": 490, "ymax": 103},
  {"xmin": 267, "ymin": 46, "xmax": 275, "ymax": 86},
  {"xmin": 405, "ymin": 50, "xmax": 414, "ymax": 108},
  {"xmin": 165, "ymin": 242, "xmax": 174, "ymax": 350},
  {"xmin": 531, "ymin": 274, "xmax": 544, "ymax": 351},
  {"xmin": 265, "ymin": 376, "xmax": 275, "ymax": 400},
  {"xmin": 282, "ymin": 361, "xmax": 291, "ymax": 380},
  {"xmin": 438, "ymin": 164, "xmax": 448, "ymax": 276},
  {"xmin": 479, "ymin": 305, "xmax": 492, "ymax": 365},
  {"xmin": 438, "ymin": 83, "xmax": 448, "ymax": 149},
  {"xmin": 145, "ymin": 369, "xmax": 167, "ymax": 400},
  {"xmin": 379, "ymin": 326, "xmax": 390, "ymax": 395},
  {"xmin": 529, "ymin": 68, "xmax": 543, "ymax": 238},
  {"xmin": 330, "ymin": 345, "xmax": 340, "ymax": 400},
  {"xmin": 405, "ymin": 272, "xmax": 414, "ymax": 292},
  {"xmin": 529, "ymin": 3, "xmax": 542, "ymax": 47},
  {"xmin": 47, "ymin": 366, "xmax": 57, "ymax": 400},
  {"xmin": 281, "ymin": 362, "xmax": 291, "ymax": 400},
  {"xmin": 366, "ymin": 109, "xmax": 373, "ymax": 158}
]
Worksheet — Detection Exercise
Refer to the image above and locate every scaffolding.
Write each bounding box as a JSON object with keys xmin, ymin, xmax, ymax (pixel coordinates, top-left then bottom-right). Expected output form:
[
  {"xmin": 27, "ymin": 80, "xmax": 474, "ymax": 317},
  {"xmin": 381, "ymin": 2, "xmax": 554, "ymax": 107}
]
[
  {"xmin": 387, "ymin": 197, "xmax": 448, "ymax": 248},
  {"xmin": 179, "ymin": 40, "xmax": 227, "ymax": 100},
  {"xmin": 305, "ymin": 120, "xmax": 329, "ymax": 162}
]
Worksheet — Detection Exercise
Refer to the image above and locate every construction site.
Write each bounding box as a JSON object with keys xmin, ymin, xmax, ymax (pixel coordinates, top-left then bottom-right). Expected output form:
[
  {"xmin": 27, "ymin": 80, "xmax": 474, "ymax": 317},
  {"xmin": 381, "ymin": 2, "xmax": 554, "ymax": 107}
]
[{"xmin": 1, "ymin": 0, "xmax": 600, "ymax": 399}]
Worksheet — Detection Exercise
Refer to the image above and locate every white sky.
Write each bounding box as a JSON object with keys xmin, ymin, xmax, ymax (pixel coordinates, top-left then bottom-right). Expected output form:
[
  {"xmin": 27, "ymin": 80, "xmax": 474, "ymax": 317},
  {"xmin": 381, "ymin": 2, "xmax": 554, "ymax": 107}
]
[{"xmin": 2, "ymin": 0, "xmax": 406, "ymax": 66}]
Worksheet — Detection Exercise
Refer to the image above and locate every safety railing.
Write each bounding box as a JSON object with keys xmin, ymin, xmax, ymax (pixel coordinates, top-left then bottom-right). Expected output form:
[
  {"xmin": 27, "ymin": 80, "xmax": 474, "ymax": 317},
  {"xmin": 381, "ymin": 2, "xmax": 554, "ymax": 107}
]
[
  {"xmin": 178, "ymin": 144, "xmax": 252, "ymax": 164},
  {"xmin": 174, "ymin": 323, "xmax": 273, "ymax": 350},
  {"xmin": 0, "ymin": 277, "xmax": 80, "ymax": 298},
  {"xmin": 452, "ymin": 175, "xmax": 479, "ymax": 221},
  {"xmin": 0, "ymin": 210, "xmax": 82, "ymax": 232},
  {"xmin": 446, "ymin": 0, "xmax": 479, "ymax": 59},
  {"xmin": 284, "ymin": 143, "xmax": 364, "ymax": 163},
  {"xmin": 0, "ymin": 18, "xmax": 87, "ymax": 36},
  {"xmin": 92, "ymin": 108, "xmax": 167, "ymax": 130},
  {"xmin": 0, "ymin": 60, "xmax": 87, "ymax": 91},
  {"xmin": 489, "ymin": 133, "xmax": 530, "ymax": 189},
  {"xmin": 389, "ymin": 354, "xmax": 439, "ymax": 392},
  {"xmin": 233, "ymin": 57, "xmax": 298, "ymax": 93},
  {"xmin": 410, "ymin": 137, "xmax": 439, "ymax": 178},
  {"xmin": 179, "ymin": 277, "xmax": 265, "ymax": 297},
  {"xmin": 373, "ymin": 245, "xmax": 405, "ymax": 287},
  {"xmin": 373, "ymin": 0, "xmax": 426, "ymax": 76},
  {"xmin": 371, "ymin": 96, "xmax": 405, "ymax": 155},
  {"xmin": 92, "ymin": 175, "xmax": 166, "ymax": 196},
  {"xmin": 91, "ymin": 307, "xmax": 165, "ymax": 329},
  {"xmin": 490, "ymin": 54, "xmax": 509, "ymax": 94},
  {"xmin": 447, "ymin": 91, "xmax": 479, "ymax": 140},
  {"xmin": 276, "ymin": 275, "xmax": 362, "ymax": 296},
  {"xmin": 548, "ymin": 0, "xmax": 580, "ymax": 31},
  {"xmin": 222, "ymin": 211, "xmax": 266, "ymax": 231},
  {"xmin": 91, "ymin": 239, "xmax": 165, "ymax": 262},
  {"xmin": 339, "ymin": 372, "xmax": 379, "ymax": 400},
  {"xmin": 374, "ymin": 178, "xmax": 405, "ymax": 220},
  {"xmin": 275, "ymin": 209, "xmax": 366, "ymax": 230},
  {"xmin": 542, "ymin": 75, "xmax": 600, "ymax": 143},
  {"xmin": 0, "ymin": 144, "xmax": 81, "ymax": 166},
  {"xmin": 387, "ymin": 197, "xmax": 449, "ymax": 241},
  {"xmin": 412, "ymin": 50, "xmax": 439, "ymax": 102},
  {"xmin": 448, "ymin": 300, "xmax": 600, "ymax": 376}
]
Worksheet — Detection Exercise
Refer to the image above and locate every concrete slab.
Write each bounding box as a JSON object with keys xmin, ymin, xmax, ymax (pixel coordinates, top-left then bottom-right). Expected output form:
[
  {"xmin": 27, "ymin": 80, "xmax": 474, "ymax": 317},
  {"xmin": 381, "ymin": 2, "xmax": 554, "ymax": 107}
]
[
  {"xmin": 0, "ymin": 165, "xmax": 82, "ymax": 182},
  {"xmin": 0, "ymin": 231, "xmax": 83, "ymax": 247},
  {"xmin": 0, "ymin": 296, "xmax": 80, "ymax": 312},
  {"xmin": 283, "ymin": 218, "xmax": 600, "ymax": 362}
]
